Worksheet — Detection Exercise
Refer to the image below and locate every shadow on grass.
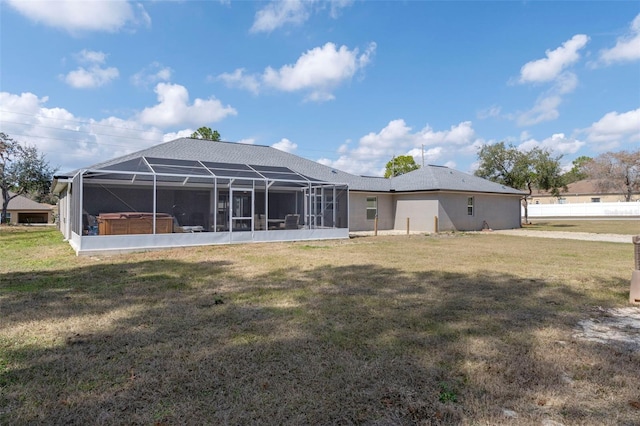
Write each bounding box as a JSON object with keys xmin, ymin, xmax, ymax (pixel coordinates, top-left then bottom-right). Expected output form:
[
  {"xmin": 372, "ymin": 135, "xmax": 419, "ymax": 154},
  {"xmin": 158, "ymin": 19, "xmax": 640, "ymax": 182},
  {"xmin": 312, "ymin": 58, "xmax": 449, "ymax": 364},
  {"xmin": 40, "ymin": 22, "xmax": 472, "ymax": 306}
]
[{"xmin": 1, "ymin": 259, "xmax": 637, "ymax": 424}]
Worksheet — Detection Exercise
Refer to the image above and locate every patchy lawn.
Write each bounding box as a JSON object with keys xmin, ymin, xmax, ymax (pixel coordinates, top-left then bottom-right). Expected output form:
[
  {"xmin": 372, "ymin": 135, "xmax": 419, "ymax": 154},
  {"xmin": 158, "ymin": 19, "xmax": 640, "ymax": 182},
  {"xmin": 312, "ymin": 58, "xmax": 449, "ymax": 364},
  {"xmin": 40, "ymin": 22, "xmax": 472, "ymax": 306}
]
[
  {"xmin": 525, "ymin": 219, "xmax": 640, "ymax": 235},
  {"xmin": 1, "ymin": 227, "xmax": 638, "ymax": 425}
]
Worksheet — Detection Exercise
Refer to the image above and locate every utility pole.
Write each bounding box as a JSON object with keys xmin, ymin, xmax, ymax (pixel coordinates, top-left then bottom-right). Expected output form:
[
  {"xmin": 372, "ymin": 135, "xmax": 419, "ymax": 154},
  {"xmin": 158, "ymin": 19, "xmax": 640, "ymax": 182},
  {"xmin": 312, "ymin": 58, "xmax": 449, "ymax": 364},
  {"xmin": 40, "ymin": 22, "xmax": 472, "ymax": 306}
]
[{"xmin": 421, "ymin": 144, "xmax": 425, "ymax": 167}]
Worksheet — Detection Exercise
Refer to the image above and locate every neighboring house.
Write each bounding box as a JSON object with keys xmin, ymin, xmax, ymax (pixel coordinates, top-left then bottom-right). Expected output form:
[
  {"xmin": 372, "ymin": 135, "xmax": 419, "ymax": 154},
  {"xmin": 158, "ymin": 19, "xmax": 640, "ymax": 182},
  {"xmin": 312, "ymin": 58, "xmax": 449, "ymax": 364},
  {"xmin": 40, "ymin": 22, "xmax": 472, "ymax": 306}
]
[
  {"xmin": 529, "ymin": 179, "xmax": 634, "ymax": 204},
  {"xmin": 3, "ymin": 192, "xmax": 53, "ymax": 224},
  {"xmin": 53, "ymin": 138, "xmax": 524, "ymax": 255}
]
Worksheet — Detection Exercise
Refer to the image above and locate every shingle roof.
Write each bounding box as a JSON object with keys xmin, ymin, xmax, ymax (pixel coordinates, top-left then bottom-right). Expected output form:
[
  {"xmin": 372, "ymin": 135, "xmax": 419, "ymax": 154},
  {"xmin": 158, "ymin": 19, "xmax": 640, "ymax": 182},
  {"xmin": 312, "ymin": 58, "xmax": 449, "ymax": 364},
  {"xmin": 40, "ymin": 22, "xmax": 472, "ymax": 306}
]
[
  {"xmin": 60, "ymin": 138, "xmax": 523, "ymax": 195},
  {"xmin": 7, "ymin": 192, "xmax": 53, "ymax": 211},
  {"xmin": 390, "ymin": 165, "xmax": 525, "ymax": 194},
  {"xmin": 532, "ymin": 179, "xmax": 620, "ymax": 196}
]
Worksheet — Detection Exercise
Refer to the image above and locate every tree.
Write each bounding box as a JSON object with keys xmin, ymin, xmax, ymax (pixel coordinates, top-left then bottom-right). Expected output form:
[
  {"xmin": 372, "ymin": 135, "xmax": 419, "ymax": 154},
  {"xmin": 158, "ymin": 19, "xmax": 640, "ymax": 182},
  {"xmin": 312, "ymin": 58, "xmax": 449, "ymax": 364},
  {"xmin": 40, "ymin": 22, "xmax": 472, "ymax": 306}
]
[
  {"xmin": 585, "ymin": 150, "xmax": 640, "ymax": 201},
  {"xmin": 384, "ymin": 155, "xmax": 420, "ymax": 178},
  {"xmin": 0, "ymin": 133, "xmax": 56, "ymax": 224},
  {"xmin": 190, "ymin": 127, "xmax": 221, "ymax": 141},
  {"xmin": 562, "ymin": 155, "xmax": 592, "ymax": 184},
  {"xmin": 474, "ymin": 142, "xmax": 565, "ymax": 223}
]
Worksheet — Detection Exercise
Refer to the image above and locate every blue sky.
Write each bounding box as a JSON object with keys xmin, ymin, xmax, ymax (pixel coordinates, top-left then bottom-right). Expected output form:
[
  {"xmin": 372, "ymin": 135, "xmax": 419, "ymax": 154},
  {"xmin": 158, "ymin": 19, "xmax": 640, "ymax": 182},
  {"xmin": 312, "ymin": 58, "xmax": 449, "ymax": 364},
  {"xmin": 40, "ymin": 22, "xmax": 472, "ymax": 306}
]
[{"xmin": 1, "ymin": 1, "xmax": 639, "ymax": 176}]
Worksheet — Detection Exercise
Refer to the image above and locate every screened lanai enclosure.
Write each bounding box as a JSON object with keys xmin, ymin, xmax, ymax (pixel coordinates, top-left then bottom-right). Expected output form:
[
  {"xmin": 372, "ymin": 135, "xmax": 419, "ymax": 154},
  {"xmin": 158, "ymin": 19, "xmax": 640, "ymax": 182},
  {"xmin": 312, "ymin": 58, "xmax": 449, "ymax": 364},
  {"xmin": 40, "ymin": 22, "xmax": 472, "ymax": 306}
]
[{"xmin": 57, "ymin": 157, "xmax": 349, "ymax": 255}]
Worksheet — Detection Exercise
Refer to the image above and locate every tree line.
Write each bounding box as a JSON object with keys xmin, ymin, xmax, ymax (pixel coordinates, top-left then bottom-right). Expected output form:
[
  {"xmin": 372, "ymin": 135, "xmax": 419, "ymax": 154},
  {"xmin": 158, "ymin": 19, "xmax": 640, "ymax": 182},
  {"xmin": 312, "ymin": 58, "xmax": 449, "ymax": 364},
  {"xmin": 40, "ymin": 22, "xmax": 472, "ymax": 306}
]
[{"xmin": 474, "ymin": 142, "xmax": 639, "ymax": 222}]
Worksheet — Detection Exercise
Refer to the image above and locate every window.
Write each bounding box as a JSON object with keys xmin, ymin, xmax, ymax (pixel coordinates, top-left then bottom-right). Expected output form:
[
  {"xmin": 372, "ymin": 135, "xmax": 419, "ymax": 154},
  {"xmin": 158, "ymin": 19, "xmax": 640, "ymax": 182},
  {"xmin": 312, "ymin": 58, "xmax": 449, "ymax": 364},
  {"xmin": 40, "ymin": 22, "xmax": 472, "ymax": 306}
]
[
  {"xmin": 366, "ymin": 197, "xmax": 377, "ymax": 220},
  {"xmin": 467, "ymin": 197, "xmax": 474, "ymax": 216},
  {"xmin": 3, "ymin": 212, "xmax": 10, "ymax": 224},
  {"xmin": 591, "ymin": 197, "xmax": 600, "ymax": 203},
  {"xmin": 558, "ymin": 198, "xmax": 567, "ymax": 204}
]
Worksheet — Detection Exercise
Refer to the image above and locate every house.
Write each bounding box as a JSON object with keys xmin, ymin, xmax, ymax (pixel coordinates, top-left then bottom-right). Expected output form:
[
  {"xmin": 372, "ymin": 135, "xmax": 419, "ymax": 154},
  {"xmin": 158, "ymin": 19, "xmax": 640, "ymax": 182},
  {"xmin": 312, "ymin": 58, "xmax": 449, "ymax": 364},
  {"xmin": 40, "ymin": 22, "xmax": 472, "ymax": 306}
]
[
  {"xmin": 529, "ymin": 179, "xmax": 635, "ymax": 204},
  {"xmin": 2, "ymin": 192, "xmax": 53, "ymax": 225},
  {"xmin": 53, "ymin": 138, "xmax": 524, "ymax": 255}
]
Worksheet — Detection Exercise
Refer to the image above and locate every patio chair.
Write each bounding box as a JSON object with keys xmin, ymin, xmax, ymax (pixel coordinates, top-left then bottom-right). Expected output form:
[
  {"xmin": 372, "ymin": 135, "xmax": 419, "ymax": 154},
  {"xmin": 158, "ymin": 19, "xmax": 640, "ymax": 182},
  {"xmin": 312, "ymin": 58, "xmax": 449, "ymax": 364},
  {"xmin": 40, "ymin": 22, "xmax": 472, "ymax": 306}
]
[{"xmin": 284, "ymin": 214, "xmax": 300, "ymax": 230}]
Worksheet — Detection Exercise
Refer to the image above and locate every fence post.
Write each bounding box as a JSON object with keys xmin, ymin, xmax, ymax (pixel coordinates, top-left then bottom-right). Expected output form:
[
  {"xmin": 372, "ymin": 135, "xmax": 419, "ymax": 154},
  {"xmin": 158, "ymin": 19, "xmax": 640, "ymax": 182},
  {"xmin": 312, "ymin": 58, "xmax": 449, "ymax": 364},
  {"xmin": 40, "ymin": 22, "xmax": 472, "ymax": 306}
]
[
  {"xmin": 434, "ymin": 216, "xmax": 438, "ymax": 233},
  {"xmin": 374, "ymin": 215, "xmax": 378, "ymax": 236},
  {"xmin": 631, "ymin": 236, "xmax": 640, "ymax": 304},
  {"xmin": 406, "ymin": 217, "xmax": 410, "ymax": 235}
]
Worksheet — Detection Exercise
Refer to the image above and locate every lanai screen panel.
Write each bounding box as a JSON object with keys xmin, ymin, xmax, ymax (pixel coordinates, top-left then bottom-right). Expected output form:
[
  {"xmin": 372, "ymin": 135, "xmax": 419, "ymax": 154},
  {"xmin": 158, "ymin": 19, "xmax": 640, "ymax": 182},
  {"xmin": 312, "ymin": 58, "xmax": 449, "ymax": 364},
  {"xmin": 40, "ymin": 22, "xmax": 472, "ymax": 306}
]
[{"xmin": 78, "ymin": 156, "xmax": 347, "ymax": 236}]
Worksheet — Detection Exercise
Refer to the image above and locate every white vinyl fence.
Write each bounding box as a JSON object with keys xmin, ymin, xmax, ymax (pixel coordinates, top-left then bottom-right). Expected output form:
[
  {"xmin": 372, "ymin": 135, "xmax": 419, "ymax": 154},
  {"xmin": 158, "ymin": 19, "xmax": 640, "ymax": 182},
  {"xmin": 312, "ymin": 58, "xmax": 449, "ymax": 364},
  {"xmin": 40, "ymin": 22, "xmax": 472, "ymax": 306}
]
[{"xmin": 524, "ymin": 202, "xmax": 640, "ymax": 218}]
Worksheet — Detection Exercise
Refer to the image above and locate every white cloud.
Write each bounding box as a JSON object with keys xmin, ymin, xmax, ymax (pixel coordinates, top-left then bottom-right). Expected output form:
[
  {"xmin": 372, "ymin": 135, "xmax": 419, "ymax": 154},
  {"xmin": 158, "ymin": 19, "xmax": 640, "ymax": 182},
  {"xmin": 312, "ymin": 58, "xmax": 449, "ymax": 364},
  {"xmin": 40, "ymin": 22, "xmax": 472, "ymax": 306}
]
[
  {"xmin": 131, "ymin": 62, "xmax": 173, "ymax": 88},
  {"xmin": 318, "ymin": 120, "xmax": 481, "ymax": 176},
  {"xmin": 317, "ymin": 155, "xmax": 380, "ymax": 177},
  {"xmin": 513, "ymin": 36, "xmax": 586, "ymax": 126},
  {"xmin": 237, "ymin": 138, "xmax": 256, "ymax": 145},
  {"xmin": 586, "ymin": 108, "xmax": 640, "ymax": 145},
  {"xmin": 64, "ymin": 66, "xmax": 119, "ymax": 89},
  {"xmin": 477, "ymin": 105, "xmax": 502, "ymax": 120},
  {"xmin": 61, "ymin": 50, "xmax": 119, "ymax": 89},
  {"xmin": 6, "ymin": 0, "xmax": 150, "ymax": 33},
  {"xmin": 272, "ymin": 138, "xmax": 298, "ymax": 153},
  {"xmin": 0, "ymin": 91, "xmax": 162, "ymax": 172},
  {"xmin": 328, "ymin": 0, "xmax": 353, "ymax": 19},
  {"xmin": 138, "ymin": 83, "xmax": 237, "ymax": 128},
  {"xmin": 216, "ymin": 68, "xmax": 260, "ymax": 94},
  {"xmin": 599, "ymin": 14, "xmax": 640, "ymax": 65},
  {"xmin": 517, "ymin": 133, "xmax": 585, "ymax": 155},
  {"xmin": 218, "ymin": 42, "xmax": 376, "ymax": 101},
  {"xmin": 0, "ymin": 87, "xmax": 240, "ymax": 172},
  {"xmin": 251, "ymin": 0, "xmax": 310, "ymax": 33},
  {"xmin": 516, "ymin": 95, "xmax": 562, "ymax": 126},
  {"xmin": 250, "ymin": 0, "xmax": 353, "ymax": 33},
  {"xmin": 519, "ymin": 34, "xmax": 589, "ymax": 84},
  {"xmin": 406, "ymin": 146, "xmax": 443, "ymax": 165},
  {"xmin": 554, "ymin": 71, "xmax": 578, "ymax": 95},
  {"xmin": 76, "ymin": 49, "xmax": 107, "ymax": 64},
  {"xmin": 162, "ymin": 129, "xmax": 195, "ymax": 141}
]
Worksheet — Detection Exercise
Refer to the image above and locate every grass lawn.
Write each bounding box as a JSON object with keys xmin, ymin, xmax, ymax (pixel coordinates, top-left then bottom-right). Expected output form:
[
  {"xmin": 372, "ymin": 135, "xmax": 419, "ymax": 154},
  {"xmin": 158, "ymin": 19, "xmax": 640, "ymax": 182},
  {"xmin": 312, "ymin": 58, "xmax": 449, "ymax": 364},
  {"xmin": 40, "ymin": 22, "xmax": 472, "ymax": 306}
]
[
  {"xmin": 525, "ymin": 219, "xmax": 640, "ymax": 235},
  {"xmin": 1, "ymin": 227, "xmax": 638, "ymax": 425}
]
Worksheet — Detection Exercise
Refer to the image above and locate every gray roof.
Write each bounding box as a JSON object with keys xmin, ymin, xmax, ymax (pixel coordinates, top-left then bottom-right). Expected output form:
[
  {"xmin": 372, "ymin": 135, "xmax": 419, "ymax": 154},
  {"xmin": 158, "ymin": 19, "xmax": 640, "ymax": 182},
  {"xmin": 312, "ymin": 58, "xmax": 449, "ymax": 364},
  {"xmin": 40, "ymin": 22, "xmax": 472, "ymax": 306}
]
[
  {"xmin": 389, "ymin": 165, "xmax": 525, "ymax": 194},
  {"xmin": 7, "ymin": 192, "xmax": 53, "ymax": 211},
  {"xmin": 60, "ymin": 138, "xmax": 524, "ymax": 195}
]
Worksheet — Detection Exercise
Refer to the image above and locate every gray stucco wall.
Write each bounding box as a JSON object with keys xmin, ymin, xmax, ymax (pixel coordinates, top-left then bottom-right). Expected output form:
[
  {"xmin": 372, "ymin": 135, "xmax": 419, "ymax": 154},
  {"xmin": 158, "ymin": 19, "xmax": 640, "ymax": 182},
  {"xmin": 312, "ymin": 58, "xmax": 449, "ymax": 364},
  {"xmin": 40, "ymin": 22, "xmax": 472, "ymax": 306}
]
[
  {"xmin": 393, "ymin": 194, "xmax": 439, "ymax": 232},
  {"xmin": 437, "ymin": 192, "xmax": 521, "ymax": 231},
  {"xmin": 348, "ymin": 192, "xmax": 394, "ymax": 231},
  {"xmin": 350, "ymin": 191, "xmax": 521, "ymax": 233}
]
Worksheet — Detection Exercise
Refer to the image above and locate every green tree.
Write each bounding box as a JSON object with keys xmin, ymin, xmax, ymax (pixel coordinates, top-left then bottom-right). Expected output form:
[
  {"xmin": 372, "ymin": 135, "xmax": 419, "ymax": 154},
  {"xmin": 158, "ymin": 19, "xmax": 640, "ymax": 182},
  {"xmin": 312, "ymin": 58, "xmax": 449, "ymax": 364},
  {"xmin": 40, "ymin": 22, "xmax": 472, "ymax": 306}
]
[
  {"xmin": 563, "ymin": 155, "xmax": 592, "ymax": 184},
  {"xmin": 191, "ymin": 127, "xmax": 221, "ymax": 141},
  {"xmin": 585, "ymin": 149, "xmax": 640, "ymax": 201},
  {"xmin": 475, "ymin": 142, "xmax": 565, "ymax": 223},
  {"xmin": 384, "ymin": 155, "xmax": 420, "ymax": 178},
  {"xmin": 0, "ymin": 133, "xmax": 56, "ymax": 224}
]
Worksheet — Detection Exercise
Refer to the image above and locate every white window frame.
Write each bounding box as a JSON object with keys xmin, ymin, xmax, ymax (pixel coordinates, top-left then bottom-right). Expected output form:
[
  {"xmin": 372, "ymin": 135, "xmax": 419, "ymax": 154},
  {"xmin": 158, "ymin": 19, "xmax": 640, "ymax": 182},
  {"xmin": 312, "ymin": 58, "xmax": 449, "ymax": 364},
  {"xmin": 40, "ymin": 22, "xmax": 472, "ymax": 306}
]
[
  {"xmin": 366, "ymin": 196, "xmax": 377, "ymax": 220},
  {"xmin": 467, "ymin": 197, "xmax": 474, "ymax": 216}
]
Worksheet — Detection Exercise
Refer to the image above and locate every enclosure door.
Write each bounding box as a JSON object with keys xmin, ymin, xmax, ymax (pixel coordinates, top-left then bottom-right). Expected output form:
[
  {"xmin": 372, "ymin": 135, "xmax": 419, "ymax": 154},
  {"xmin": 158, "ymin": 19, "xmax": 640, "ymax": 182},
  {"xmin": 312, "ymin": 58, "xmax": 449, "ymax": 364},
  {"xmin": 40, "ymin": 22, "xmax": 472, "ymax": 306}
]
[
  {"xmin": 216, "ymin": 191, "xmax": 229, "ymax": 231},
  {"xmin": 230, "ymin": 188, "xmax": 253, "ymax": 232}
]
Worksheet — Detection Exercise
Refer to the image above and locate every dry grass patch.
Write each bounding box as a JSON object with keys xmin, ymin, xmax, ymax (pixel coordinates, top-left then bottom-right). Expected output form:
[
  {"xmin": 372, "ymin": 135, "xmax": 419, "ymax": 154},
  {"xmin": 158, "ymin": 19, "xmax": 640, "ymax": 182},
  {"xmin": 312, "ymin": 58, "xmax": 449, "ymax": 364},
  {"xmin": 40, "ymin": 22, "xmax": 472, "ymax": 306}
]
[
  {"xmin": 525, "ymin": 219, "xmax": 640, "ymax": 235},
  {"xmin": 1, "ymin": 228, "xmax": 639, "ymax": 425}
]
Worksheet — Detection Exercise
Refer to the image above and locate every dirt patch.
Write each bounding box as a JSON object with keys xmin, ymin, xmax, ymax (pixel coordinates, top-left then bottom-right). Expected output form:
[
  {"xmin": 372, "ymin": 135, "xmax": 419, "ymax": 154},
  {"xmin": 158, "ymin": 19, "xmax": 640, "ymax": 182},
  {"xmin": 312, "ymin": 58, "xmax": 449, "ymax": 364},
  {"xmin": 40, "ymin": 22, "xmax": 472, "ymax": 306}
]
[{"xmin": 574, "ymin": 307, "xmax": 640, "ymax": 350}]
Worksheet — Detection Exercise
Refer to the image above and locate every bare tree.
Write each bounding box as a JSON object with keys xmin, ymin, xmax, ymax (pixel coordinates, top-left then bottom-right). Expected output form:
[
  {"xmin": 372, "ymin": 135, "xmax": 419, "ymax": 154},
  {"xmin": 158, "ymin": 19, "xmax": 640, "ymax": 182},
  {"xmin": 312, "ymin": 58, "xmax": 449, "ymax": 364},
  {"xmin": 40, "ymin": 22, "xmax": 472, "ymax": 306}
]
[{"xmin": 585, "ymin": 150, "xmax": 640, "ymax": 201}]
